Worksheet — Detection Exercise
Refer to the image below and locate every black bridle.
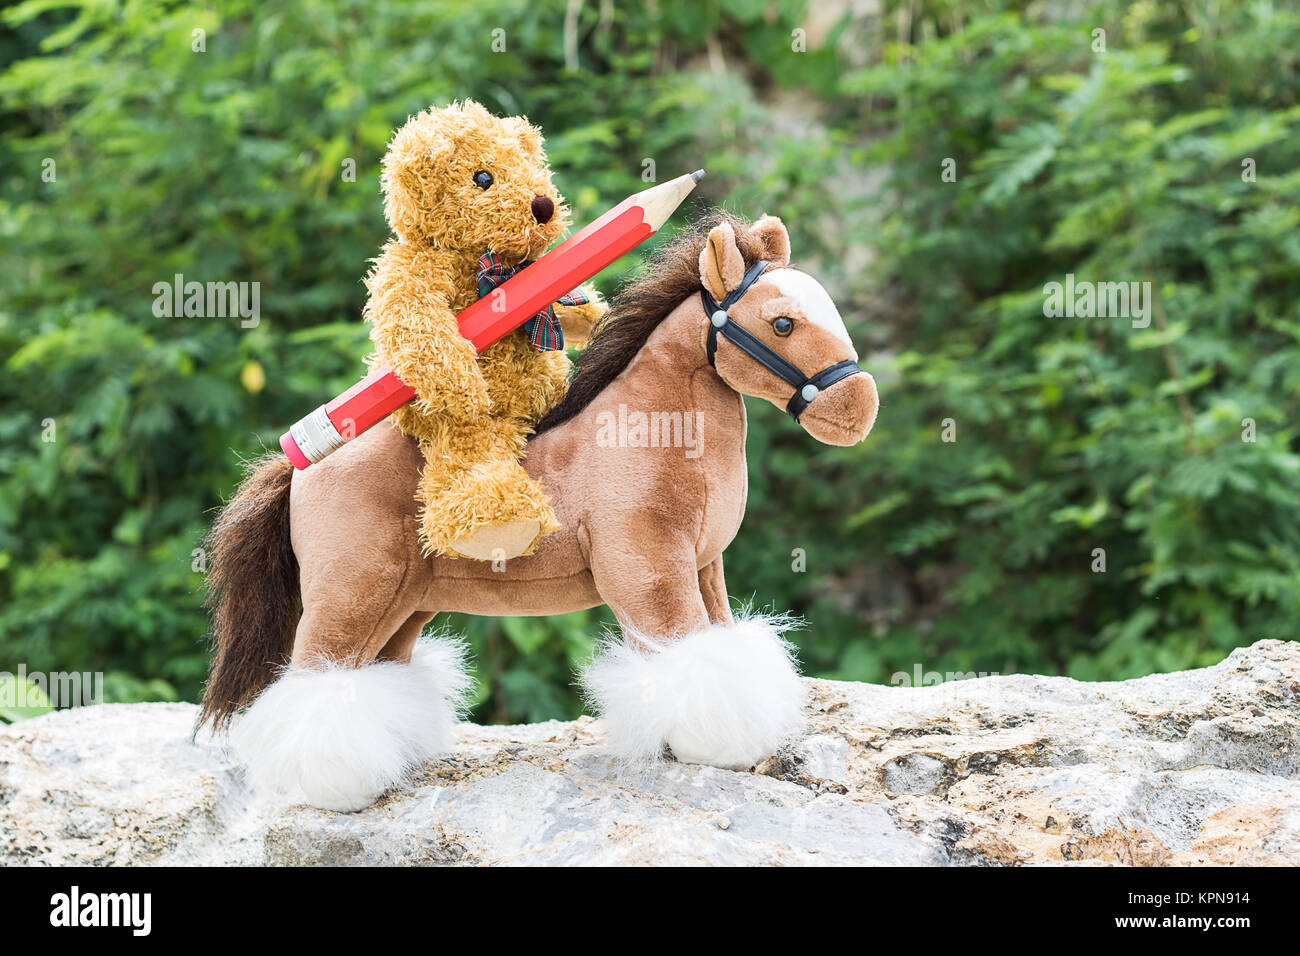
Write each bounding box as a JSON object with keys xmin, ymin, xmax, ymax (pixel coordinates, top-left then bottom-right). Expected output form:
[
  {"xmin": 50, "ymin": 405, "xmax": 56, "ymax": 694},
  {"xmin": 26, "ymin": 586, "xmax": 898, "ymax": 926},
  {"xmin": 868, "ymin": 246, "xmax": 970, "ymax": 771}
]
[{"xmin": 702, "ymin": 259, "xmax": 863, "ymax": 422}]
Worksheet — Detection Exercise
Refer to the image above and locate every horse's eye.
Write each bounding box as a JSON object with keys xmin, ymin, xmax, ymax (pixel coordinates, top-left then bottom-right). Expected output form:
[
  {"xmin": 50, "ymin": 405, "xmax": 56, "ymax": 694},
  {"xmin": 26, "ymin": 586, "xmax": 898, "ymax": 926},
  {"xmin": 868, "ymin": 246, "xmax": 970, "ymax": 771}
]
[
  {"xmin": 473, "ymin": 170, "xmax": 494, "ymax": 190},
  {"xmin": 773, "ymin": 316, "xmax": 794, "ymax": 336}
]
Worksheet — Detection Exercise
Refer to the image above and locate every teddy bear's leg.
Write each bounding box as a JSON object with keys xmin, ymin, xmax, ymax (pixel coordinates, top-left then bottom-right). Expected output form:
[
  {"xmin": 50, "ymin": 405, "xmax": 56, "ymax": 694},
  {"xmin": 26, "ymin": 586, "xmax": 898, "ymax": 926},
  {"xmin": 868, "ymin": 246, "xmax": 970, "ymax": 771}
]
[
  {"xmin": 420, "ymin": 332, "xmax": 569, "ymax": 561},
  {"xmin": 398, "ymin": 334, "xmax": 566, "ymax": 561},
  {"xmin": 419, "ymin": 456, "xmax": 561, "ymax": 560},
  {"xmin": 413, "ymin": 415, "xmax": 561, "ymax": 560}
]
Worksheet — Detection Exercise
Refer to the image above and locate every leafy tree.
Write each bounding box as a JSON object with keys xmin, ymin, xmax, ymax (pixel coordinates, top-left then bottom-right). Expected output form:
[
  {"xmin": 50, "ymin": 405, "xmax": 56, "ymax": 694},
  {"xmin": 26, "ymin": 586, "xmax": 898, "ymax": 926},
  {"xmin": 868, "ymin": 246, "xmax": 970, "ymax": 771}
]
[{"xmin": 790, "ymin": 0, "xmax": 1300, "ymax": 682}]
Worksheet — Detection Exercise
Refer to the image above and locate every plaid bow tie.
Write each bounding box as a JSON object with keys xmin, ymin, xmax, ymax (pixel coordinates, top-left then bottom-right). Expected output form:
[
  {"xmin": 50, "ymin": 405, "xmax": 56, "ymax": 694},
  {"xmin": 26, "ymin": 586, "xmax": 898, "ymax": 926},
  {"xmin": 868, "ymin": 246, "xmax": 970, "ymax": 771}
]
[{"xmin": 476, "ymin": 250, "xmax": 590, "ymax": 352}]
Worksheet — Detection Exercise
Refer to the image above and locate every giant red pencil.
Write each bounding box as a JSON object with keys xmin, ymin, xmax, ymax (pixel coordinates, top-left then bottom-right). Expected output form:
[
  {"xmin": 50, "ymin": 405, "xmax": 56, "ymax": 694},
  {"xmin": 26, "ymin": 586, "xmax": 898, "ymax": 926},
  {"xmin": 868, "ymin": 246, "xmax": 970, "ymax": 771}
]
[{"xmin": 280, "ymin": 170, "xmax": 705, "ymax": 469}]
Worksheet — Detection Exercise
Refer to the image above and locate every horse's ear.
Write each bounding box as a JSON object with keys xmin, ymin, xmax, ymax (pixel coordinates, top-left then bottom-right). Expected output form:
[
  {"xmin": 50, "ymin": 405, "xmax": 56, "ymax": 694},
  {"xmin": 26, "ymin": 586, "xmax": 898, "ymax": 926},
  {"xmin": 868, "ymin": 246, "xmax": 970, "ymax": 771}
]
[
  {"xmin": 699, "ymin": 222, "xmax": 745, "ymax": 302},
  {"xmin": 751, "ymin": 215, "xmax": 791, "ymax": 269}
]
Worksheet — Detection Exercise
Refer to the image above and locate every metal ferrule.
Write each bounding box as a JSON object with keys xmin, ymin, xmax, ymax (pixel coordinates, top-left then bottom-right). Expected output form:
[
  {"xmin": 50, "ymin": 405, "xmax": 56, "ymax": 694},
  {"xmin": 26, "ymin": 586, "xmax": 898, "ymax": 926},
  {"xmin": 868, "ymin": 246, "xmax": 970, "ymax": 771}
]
[{"xmin": 289, "ymin": 405, "xmax": 348, "ymax": 464}]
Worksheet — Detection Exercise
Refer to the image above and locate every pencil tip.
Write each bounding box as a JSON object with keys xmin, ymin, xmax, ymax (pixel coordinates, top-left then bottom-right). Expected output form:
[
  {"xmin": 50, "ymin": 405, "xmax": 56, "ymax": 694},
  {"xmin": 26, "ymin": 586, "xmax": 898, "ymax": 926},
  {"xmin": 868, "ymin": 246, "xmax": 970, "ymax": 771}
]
[{"xmin": 638, "ymin": 170, "xmax": 707, "ymax": 230}]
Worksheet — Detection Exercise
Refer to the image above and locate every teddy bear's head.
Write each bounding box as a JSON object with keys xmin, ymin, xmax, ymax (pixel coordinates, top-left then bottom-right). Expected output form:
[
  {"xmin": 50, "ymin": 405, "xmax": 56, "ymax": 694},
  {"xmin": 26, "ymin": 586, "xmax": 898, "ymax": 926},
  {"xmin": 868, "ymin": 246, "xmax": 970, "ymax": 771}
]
[{"xmin": 380, "ymin": 100, "xmax": 569, "ymax": 263}]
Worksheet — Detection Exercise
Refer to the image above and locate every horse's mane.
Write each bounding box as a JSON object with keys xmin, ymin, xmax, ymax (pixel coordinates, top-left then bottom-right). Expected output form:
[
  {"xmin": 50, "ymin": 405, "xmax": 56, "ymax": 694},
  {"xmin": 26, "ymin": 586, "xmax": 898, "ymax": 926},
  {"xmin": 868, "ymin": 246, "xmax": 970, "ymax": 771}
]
[{"xmin": 533, "ymin": 210, "xmax": 767, "ymax": 435}]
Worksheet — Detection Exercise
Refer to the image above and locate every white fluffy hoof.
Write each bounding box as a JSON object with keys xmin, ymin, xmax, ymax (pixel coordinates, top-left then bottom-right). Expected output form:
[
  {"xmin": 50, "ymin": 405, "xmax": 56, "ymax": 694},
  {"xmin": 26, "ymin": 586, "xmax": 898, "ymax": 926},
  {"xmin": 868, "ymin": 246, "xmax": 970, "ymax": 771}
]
[
  {"xmin": 230, "ymin": 637, "xmax": 469, "ymax": 812},
  {"xmin": 580, "ymin": 613, "xmax": 806, "ymax": 769}
]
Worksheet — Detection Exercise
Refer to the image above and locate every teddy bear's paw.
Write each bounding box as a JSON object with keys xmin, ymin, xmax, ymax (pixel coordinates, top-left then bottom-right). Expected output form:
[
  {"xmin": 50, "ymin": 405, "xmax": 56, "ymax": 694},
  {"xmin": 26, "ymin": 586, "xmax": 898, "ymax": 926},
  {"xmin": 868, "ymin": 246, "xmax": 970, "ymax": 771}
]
[
  {"xmin": 447, "ymin": 518, "xmax": 543, "ymax": 561},
  {"xmin": 554, "ymin": 292, "xmax": 608, "ymax": 350}
]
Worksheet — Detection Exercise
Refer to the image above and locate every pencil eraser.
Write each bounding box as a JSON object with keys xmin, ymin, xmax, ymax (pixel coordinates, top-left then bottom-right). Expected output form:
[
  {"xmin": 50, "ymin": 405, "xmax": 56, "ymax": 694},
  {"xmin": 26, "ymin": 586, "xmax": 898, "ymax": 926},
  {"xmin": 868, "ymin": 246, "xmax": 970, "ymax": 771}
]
[{"xmin": 280, "ymin": 430, "xmax": 310, "ymax": 470}]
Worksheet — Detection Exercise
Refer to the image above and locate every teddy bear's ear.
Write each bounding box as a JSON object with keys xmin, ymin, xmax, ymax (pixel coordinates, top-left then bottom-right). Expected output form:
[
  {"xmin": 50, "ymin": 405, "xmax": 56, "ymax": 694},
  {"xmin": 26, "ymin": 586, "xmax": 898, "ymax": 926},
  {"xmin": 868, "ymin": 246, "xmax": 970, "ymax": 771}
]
[
  {"xmin": 502, "ymin": 116, "xmax": 545, "ymax": 157},
  {"xmin": 380, "ymin": 112, "xmax": 457, "ymax": 239},
  {"xmin": 750, "ymin": 215, "xmax": 791, "ymax": 269},
  {"xmin": 458, "ymin": 99, "xmax": 492, "ymax": 123},
  {"xmin": 699, "ymin": 222, "xmax": 746, "ymax": 302}
]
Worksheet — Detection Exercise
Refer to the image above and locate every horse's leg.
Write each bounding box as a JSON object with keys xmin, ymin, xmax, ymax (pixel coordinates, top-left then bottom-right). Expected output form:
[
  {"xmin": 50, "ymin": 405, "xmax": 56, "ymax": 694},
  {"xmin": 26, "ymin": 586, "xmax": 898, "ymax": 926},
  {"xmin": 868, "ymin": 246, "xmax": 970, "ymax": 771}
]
[
  {"xmin": 232, "ymin": 551, "xmax": 466, "ymax": 812},
  {"xmin": 289, "ymin": 570, "xmax": 411, "ymax": 667},
  {"xmin": 698, "ymin": 556, "xmax": 733, "ymax": 626},
  {"xmin": 377, "ymin": 611, "xmax": 434, "ymax": 662},
  {"xmin": 589, "ymin": 543, "xmax": 711, "ymax": 640},
  {"xmin": 581, "ymin": 540, "xmax": 804, "ymax": 771}
]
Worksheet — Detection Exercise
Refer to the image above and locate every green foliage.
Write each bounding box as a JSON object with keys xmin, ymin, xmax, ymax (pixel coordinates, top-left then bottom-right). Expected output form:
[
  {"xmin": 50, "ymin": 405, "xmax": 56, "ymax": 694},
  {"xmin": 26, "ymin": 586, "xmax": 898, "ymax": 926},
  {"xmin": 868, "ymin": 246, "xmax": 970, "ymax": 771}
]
[
  {"xmin": 792, "ymin": 0, "xmax": 1300, "ymax": 682},
  {"xmin": 1, "ymin": 0, "xmax": 1295, "ymax": 723}
]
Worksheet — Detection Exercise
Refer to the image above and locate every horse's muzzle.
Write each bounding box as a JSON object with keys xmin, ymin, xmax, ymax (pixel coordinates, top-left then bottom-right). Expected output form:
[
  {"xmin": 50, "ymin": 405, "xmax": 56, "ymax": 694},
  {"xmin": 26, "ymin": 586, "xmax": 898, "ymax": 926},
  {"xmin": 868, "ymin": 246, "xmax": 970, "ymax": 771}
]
[{"xmin": 798, "ymin": 371, "xmax": 878, "ymax": 446}]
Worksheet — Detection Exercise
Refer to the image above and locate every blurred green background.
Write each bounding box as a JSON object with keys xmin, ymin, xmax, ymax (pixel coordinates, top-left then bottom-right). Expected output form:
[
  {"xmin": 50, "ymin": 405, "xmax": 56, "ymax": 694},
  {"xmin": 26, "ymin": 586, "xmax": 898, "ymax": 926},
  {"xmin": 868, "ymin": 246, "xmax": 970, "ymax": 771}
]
[{"xmin": 2, "ymin": 0, "xmax": 1297, "ymax": 724}]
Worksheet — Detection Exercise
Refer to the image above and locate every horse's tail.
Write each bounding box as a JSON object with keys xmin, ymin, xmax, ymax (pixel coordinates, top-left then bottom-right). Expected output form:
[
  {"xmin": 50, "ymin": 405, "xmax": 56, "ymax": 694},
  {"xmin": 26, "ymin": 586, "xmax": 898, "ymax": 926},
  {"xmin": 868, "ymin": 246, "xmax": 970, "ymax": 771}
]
[{"xmin": 197, "ymin": 452, "xmax": 301, "ymax": 733}]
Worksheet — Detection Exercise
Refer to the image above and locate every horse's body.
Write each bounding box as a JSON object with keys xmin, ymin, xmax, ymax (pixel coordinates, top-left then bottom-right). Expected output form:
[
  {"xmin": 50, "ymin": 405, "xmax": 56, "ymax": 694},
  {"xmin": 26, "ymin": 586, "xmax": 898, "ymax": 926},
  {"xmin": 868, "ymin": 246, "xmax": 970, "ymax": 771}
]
[
  {"xmin": 202, "ymin": 214, "xmax": 878, "ymax": 811},
  {"xmin": 288, "ymin": 297, "xmax": 749, "ymax": 667}
]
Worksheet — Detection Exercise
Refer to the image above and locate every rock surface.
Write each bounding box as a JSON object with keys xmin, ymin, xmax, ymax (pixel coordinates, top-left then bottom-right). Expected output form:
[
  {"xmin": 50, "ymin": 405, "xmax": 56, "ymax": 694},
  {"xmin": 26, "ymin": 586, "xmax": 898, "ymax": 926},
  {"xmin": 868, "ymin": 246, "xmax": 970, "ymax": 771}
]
[{"xmin": 2, "ymin": 639, "xmax": 1297, "ymax": 866}]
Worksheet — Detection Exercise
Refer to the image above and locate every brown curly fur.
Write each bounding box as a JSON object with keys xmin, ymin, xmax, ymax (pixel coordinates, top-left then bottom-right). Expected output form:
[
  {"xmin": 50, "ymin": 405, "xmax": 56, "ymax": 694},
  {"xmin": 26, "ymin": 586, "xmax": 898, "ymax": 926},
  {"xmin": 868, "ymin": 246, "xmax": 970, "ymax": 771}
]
[{"xmin": 364, "ymin": 100, "xmax": 606, "ymax": 557}]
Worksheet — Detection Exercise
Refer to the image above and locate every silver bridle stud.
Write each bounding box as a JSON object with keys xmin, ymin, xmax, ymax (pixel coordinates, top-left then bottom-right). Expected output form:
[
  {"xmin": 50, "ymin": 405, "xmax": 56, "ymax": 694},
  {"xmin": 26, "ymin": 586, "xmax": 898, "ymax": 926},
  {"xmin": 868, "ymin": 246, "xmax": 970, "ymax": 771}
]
[
  {"xmin": 801, "ymin": 383, "xmax": 820, "ymax": 403},
  {"xmin": 711, "ymin": 310, "xmax": 728, "ymax": 328}
]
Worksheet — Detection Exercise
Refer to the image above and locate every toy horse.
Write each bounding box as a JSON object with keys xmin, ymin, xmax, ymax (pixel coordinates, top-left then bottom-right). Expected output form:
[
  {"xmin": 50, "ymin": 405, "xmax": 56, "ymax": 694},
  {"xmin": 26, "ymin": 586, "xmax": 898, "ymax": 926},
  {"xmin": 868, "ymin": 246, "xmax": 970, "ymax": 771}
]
[{"xmin": 199, "ymin": 214, "xmax": 879, "ymax": 811}]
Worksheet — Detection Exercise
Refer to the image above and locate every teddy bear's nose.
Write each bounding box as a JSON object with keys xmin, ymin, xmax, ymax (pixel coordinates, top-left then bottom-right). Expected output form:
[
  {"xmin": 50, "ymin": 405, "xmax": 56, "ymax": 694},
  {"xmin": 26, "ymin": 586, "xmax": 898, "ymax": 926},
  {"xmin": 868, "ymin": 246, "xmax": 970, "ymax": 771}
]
[{"xmin": 531, "ymin": 196, "xmax": 555, "ymax": 224}]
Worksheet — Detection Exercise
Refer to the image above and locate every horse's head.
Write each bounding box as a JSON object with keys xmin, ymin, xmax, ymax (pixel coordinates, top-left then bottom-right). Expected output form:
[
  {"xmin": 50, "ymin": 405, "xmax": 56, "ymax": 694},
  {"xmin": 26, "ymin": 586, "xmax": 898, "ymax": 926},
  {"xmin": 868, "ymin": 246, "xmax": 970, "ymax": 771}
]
[{"xmin": 699, "ymin": 217, "xmax": 878, "ymax": 446}]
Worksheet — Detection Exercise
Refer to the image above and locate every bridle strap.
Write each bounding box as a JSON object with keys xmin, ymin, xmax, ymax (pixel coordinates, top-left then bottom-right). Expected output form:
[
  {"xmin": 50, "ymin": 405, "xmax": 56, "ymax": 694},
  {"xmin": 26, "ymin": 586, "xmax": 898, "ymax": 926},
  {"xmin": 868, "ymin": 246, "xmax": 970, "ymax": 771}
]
[
  {"xmin": 704, "ymin": 260, "xmax": 774, "ymax": 367},
  {"xmin": 785, "ymin": 360, "xmax": 862, "ymax": 420},
  {"xmin": 702, "ymin": 259, "xmax": 864, "ymax": 422}
]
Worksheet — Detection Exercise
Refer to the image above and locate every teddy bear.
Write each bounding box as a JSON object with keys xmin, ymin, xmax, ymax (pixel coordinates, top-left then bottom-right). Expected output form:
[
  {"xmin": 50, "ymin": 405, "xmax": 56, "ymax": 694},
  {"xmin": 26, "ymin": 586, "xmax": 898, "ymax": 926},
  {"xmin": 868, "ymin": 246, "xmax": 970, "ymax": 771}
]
[{"xmin": 364, "ymin": 100, "xmax": 606, "ymax": 560}]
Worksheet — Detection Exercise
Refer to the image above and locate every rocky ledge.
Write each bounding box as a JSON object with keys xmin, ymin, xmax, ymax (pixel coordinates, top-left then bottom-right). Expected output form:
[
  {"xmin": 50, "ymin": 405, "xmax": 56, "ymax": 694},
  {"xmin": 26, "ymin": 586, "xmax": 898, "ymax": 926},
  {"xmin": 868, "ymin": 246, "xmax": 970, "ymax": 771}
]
[{"xmin": 2, "ymin": 639, "xmax": 1297, "ymax": 866}]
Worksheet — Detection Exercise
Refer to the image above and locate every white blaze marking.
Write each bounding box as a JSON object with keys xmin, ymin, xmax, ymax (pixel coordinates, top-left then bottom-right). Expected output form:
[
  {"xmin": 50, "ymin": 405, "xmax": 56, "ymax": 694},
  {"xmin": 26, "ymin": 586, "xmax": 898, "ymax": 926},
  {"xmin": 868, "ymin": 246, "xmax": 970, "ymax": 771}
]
[{"xmin": 759, "ymin": 268, "xmax": 855, "ymax": 351}]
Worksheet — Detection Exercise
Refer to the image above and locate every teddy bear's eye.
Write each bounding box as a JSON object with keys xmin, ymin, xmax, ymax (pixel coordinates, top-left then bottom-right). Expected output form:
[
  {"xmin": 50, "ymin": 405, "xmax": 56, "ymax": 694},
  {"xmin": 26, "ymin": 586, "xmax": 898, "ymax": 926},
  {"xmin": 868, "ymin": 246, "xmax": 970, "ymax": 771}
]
[
  {"xmin": 773, "ymin": 316, "xmax": 794, "ymax": 336},
  {"xmin": 473, "ymin": 170, "xmax": 494, "ymax": 190}
]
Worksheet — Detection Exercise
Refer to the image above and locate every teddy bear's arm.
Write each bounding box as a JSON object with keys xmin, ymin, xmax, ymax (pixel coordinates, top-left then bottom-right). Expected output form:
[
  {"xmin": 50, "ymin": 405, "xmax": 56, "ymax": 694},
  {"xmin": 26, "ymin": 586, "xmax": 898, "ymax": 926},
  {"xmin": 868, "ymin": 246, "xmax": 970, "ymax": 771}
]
[{"xmin": 365, "ymin": 273, "xmax": 491, "ymax": 421}]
